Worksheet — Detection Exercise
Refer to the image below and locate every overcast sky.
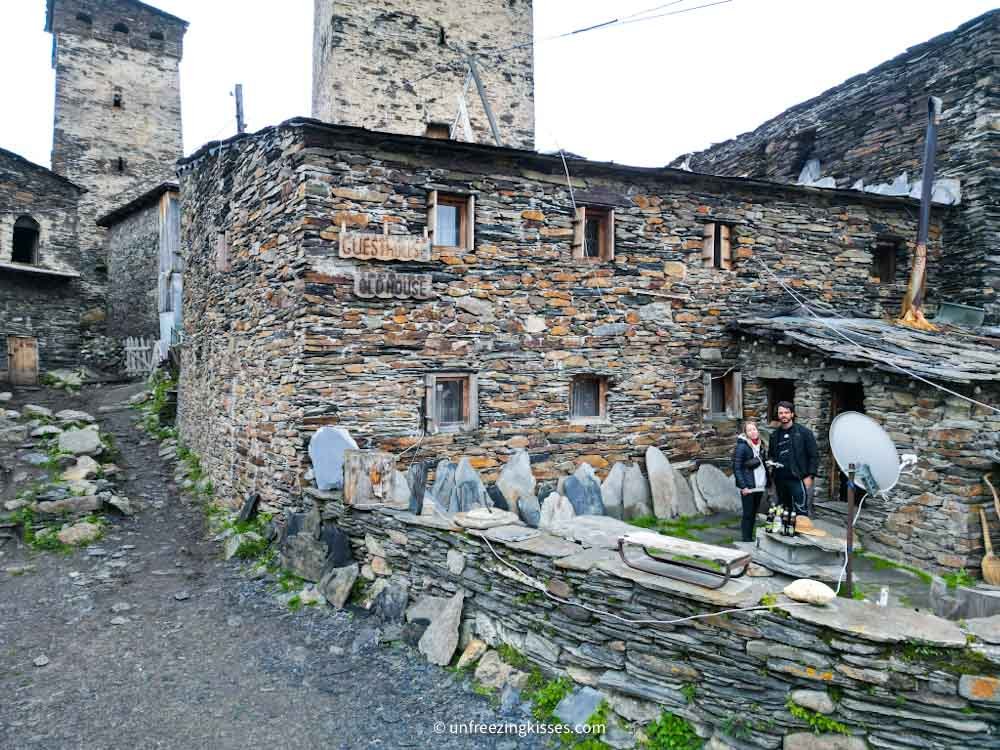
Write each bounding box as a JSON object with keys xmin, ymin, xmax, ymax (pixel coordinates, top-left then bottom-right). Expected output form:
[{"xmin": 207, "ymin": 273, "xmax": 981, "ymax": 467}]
[{"xmin": 1, "ymin": 1, "xmax": 994, "ymax": 170}]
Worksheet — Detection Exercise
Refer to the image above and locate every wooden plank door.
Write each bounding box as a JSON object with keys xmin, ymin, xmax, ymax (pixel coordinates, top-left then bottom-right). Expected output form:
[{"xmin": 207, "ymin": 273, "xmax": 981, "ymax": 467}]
[{"xmin": 8, "ymin": 336, "xmax": 39, "ymax": 386}]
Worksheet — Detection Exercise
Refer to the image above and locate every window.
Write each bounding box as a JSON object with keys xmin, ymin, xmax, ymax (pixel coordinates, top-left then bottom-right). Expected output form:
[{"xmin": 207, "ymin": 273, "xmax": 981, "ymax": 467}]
[
  {"xmin": 112, "ymin": 91, "xmax": 123, "ymax": 108},
  {"xmin": 113, "ymin": 22, "xmax": 129, "ymax": 34},
  {"xmin": 425, "ymin": 373, "xmax": 478, "ymax": 433},
  {"xmin": 793, "ymin": 128, "xmax": 818, "ymax": 179},
  {"xmin": 424, "ymin": 122, "xmax": 451, "ymax": 140},
  {"xmin": 75, "ymin": 12, "xmax": 92, "ymax": 25},
  {"xmin": 12, "ymin": 216, "xmax": 40, "ymax": 264},
  {"xmin": 702, "ymin": 222, "xmax": 732, "ymax": 270},
  {"xmin": 703, "ymin": 370, "xmax": 743, "ymax": 419},
  {"xmin": 765, "ymin": 379, "xmax": 796, "ymax": 424},
  {"xmin": 116, "ymin": 157, "xmax": 126, "ymax": 173},
  {"xmin": 570, "ymin": 375, "xmax": 608, "ymax": 423},
  {"xmin": 150, "ymin": 30, "xmax": 165, "ymax": 41},
  {"xmin": 427, "ymin": 190, "xmax": 474, "ymax": 249},
  {"xmin": 572, "ymin": 206, "xmax": 614, "ymax": 261},
  {"xmin": 872, "ymin": 237, "xmax": 901, "ymax": 284}
]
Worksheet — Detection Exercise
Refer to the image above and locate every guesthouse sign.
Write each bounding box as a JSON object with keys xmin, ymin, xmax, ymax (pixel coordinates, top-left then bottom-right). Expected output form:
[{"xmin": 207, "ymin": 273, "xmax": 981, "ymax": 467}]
[
  {"xmin": 338, "ymin": 229, "xmax": 431, "ymax": 262},
  {"xmin": 354, "ymin": 271, "xmax": 434, "ymax": 300}
]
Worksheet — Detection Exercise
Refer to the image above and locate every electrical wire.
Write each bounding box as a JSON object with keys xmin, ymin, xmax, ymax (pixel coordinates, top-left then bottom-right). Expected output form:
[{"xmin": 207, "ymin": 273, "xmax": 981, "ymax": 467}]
[{"xmin": 751, "ymin": 255, "xmax": 1000, "ymax": 416}]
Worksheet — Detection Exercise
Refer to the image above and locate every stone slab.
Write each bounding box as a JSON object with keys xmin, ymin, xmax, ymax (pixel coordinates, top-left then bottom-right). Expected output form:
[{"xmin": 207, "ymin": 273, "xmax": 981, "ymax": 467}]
[
  {"xmin": 782, "ymin": 595, "xmax": 966, "ymax": 647},
  {"xmin": 503, "ymin": 533, "xmax": 581, "ymax": 558},
  {"xmin": 597, "ymin": 556, "xmax": 761, "ymax": 608},
  {"xmin": 476, "ymin": 524, "xmax": 541, "ymax": 544},
  {"xmin": 392, "ymin": 512, "xmax": 459, "ymax": 532},
  {"xmin": 750, "ymin": 545, "xmax": 844, "ymax": 583},
  {"xmin": 550, "ymin": 515, "xmax": 636, "ymax": 549},
  {"xmin": 554, "ymin": 548, "xmax": 618, "ymax": 572},
  {"xmin": 965, "ymin": 614, "xmax": 1000, "ymax": 644}
]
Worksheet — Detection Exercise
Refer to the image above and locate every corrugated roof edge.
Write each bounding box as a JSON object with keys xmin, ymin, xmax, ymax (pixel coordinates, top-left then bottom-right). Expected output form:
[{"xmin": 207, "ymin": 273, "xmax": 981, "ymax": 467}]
[
  {"xmin": 0, "ymin": 146, "xmax": 85, "ymax": 192},
  {"xmin": 175, "ymin": 118, "xmax": 945, "ymax": 213},
  {"xmin": 96, "ymin": 181, "xmax": 179, "ymax": 227}
]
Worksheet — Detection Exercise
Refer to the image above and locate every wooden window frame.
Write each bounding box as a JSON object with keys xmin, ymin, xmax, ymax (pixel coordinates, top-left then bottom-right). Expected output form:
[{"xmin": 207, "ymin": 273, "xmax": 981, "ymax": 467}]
[
  {"xmin": 702, "ymin": 221, "xmax": 732, "ymax": 270},
  {"xmin": 572, "ymin": 206, "xmax": 615, "ymax": 262},
  {"xmin": 872, "ymin": 237, "xmax": 900, "ymax": 285},
  {"xmin": 569, "ymin": 374, "xmax": 609, "ymax": 424},
  {"xmin": 702, "ymin": 370, "xmax": 743, "ymax": 420},
  {"xmin": 424, "ymin": 372, "xmax": 479, "ymax": 434},
  {"xmin": 427, "ymin": 190, "xmax": 475, "ymax": 250}
]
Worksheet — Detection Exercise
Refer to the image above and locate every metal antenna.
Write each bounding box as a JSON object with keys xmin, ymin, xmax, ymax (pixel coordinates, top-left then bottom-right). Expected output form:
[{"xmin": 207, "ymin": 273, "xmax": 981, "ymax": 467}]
[{"xmin": 234, "ymin": 84, "xmax": 246, "ymax": 135}]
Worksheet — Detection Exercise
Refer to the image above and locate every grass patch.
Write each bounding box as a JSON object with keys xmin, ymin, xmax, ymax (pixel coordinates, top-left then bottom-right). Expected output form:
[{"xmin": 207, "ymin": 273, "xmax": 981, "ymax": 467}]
[
  {"xmin": 856, "ymin": 551, "xmax": 933, "ymax": 585},
  {"xmin": 526, "ymin": 676, "xmax": 572, "ymax": 722},
  {"xmin": 942, "ymin": 569, "xmax": 975, "ymax": 590},
  {"xmin": 642, "ymin": 711, "xmax": 702, "ymax": 750},
  {"xmin": 627, "ymin": 515, "xmax": 713, "ymax": 541},
  {"xmin": 786, "ymin": 697, "xmax": 849, "ymax": 735},
  {"xmin": 497, "ymin": 644, "xmax": 531, "ymax": 670},
  {"xmin": 286, "ymin": 594, "xmax": 302, "ymax": 611}
]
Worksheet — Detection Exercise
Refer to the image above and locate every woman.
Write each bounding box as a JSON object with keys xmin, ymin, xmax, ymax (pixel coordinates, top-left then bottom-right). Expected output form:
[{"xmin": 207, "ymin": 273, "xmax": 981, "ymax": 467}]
[{"xmin": 732, "ymin": 420, "xmax": 770, "ymax": 542}]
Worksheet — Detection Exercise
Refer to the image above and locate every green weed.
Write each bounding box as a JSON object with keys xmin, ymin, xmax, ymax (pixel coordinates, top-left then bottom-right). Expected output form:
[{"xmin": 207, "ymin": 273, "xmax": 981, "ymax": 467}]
[
  {"xmin": 786, "ymin": 697, "xmax": 849, "ymax": 735},
  {"xmin": 642, "ymin": 711, "xmax": 702, "ymax": 750}
]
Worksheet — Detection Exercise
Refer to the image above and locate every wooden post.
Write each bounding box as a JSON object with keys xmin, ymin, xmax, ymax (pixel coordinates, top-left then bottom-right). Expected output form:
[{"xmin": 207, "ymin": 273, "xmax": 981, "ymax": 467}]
[
  {"xmin": 343, "ymin": 449, "xmax": 395, "ymax": 507},
  {"xmin": 845, "ymin": 463, "xmax": 856, "ymax": 598},
  {"xmin": 234, "ymin": 84, "xmax": 246, "ymax": 134}
]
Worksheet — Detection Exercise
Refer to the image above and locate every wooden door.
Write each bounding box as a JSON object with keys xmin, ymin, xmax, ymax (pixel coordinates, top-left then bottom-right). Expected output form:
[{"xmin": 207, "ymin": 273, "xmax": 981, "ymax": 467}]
[{"xmin": 8, "ymin": 336, "xmax": 39, "ymax": 386}]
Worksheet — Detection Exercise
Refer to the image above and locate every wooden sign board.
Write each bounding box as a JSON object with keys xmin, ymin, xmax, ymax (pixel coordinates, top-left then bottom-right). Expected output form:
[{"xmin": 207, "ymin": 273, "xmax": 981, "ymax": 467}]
[
  {"xmin": 343, "ymin": 449, "xmax": 396, "ymax": 508},
  {"xmin": 339, "ymin": 230, "xmax": 431, "ymax": 262},
  {"xmin": 355, "ymin": 271, "xmax": 433, "ymax": 300}
]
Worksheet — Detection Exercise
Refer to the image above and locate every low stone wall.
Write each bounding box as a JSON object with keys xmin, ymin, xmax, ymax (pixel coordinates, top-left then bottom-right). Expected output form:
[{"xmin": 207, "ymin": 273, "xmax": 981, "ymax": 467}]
[{"xmin": 313, "ymin": 490, "xmax": 1000, "ymax": 749}]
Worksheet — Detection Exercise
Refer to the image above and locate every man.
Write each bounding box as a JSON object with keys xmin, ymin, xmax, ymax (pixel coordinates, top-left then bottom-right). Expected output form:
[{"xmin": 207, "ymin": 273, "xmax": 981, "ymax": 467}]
[{"xmin": 768, "ymin": 401, "xmax": 818, "ymax": 517}]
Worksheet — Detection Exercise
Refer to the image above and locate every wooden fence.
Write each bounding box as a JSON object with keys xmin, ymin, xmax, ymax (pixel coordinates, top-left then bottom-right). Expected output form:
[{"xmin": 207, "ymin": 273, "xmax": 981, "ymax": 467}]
[{"xmin": 124, "ymin": 337, "xmax": 158, "ymax": 377}]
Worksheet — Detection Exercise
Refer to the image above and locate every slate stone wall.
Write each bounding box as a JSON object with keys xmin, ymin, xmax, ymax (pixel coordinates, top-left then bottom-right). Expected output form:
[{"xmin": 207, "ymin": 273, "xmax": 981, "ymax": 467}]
[
  {"xmin": 0, "ymin": 149, "xmax": 84, "ymax": 374},
  {"xmin": 312, "ymin": 0, "xmax": 535, "ymax": 149},
  {"xmin": 177, "ymin": 122, "xmax": 939, "ymax": 521},
  {"xmin": 320, "ymin": 495, "xmax": 1000, "ymax": 750},
  {"xmin": 738, "ymin": 341, "xmax": 1000, "ymax": 574},
  {"xmin": 48, "ymin": 0, "xmax": 186, "ymax": 335},
  {"xmin": 105, "ymin": 201, "xmax": 160, "ymax": 340},
  {"xmin": 671, "ymin": 10, "xmax": 1000, "ymax": 324}
]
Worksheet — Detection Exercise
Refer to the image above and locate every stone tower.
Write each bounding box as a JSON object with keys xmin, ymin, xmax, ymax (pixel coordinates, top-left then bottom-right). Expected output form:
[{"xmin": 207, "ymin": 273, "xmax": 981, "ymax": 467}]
[
  {"xmin": 312, "ymin": 0, "xmax": 535, "ymax": 150},
  {"xmin": 46, "ymin": 0, "xmax": 187, "ymax": 310}
]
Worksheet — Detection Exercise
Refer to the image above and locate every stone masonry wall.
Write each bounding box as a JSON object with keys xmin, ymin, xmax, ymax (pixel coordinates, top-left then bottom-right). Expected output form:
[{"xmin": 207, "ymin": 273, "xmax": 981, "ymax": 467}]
[
  {"xmin": 48, "ymin": 0, "xmax": 186, "ymax": 335},
  {"xmin": 312, "ymin": 0, "xmax": 535, "ymax": 149},
  {"xmin": 177, "ymin": 122, "xmax": 940, "ymax": 517},
  {"xmin": 671, "ymin": 10, "xmax": 1000, "ymax": 323},
  {"xmin": 105, "ymin": 201, "xmax": 160, "ymax": 340},
  {"xmin": 319, "ymin": 494, "xmax": 1000, "ymax": 749},
  {"xmin": 0, "ymin": 148, "xmax": 85, "ymax": 374},
  {"xmin": 738, "ymin": 340, "xmax": 1000, "ymax": 574}
]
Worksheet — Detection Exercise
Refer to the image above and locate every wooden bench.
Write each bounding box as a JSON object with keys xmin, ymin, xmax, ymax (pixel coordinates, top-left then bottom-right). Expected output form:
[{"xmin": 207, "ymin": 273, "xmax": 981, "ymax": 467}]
[{"xmin": 618, "ymin": 531, "xmax": 752, "ymax": 589}]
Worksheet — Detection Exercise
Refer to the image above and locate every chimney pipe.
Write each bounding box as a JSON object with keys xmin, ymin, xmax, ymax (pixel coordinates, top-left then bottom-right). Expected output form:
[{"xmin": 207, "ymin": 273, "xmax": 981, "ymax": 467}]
[{"xmin": 899, "ymin": 96, "xmax": 942, "ymax": 331}]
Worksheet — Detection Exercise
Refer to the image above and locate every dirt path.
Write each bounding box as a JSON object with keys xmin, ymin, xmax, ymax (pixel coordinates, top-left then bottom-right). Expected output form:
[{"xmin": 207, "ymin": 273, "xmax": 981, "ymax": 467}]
[{"xmin": 1, "ymin": 384, "xmax": 542, "ymax": 750}]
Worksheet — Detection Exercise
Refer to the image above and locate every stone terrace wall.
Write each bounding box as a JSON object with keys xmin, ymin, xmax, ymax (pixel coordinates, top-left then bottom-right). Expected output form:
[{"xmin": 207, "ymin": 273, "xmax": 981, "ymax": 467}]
[
  {"xmin": 672, "ymin": 11, "xmax": 999, "ymax": 323},
  {"xmin": 105, "ymin": 202, "xmax": 159, "ymax": 340},
  {"xmin": 318, "ymin": 494, "xmax": 1000, "ymax": 749},
  {"xmin": 739, "ymin": 341, "xmax": 1000, "ymax": 574},
  {"xmin": 0, "ymin": 149, "xmax": 85, "ymax": 373},
  {"xmin": 176, "ymin": 129, "xmax": 310, "ymax": 508}
]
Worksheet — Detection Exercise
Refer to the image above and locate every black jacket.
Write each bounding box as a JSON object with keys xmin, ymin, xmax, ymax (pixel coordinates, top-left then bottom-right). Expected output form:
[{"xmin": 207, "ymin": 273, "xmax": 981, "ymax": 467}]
[
  {"xmin": 733, "ymin": 435, "xmax": 770, "ymax": 490},
  {"xmin": 768, "ymin": 422, "xmax": 819, "ymax": 480}
]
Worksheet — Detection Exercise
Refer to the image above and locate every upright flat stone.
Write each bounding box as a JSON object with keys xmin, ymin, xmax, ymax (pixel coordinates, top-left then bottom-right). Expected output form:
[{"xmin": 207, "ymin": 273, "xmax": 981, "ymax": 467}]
[
  {"xmin": 622, "ymin": 464, "xmax": 652, "ymax": 520},
  {"xmin": 308, "ymin": 426, "xmax": 358, "ymax": 491},
  {"xmin": 539, "ymin": 493, "xmax": 575, "ymax": 530},
  {"xmin": 601, "ymin": 462, "xmax": 627, "ymax": 520},
  {"xmin": 694, "ymin": 463, "xmax": 742, "ymax": 514},
  {"xmin": 564, "ymin": 463, "xmax": 605, "ymax": 516},
  {"xmin": 319, "ymin": 563, "xmax": 359, "ymax": 609},
  {"xmin": 517, "ymin": 495, "xmax": 541, "ymax": 528},
  {"xmin": 406, "ymin": 461, "xmax": 427, "ymax": 515},
  {"xmin": 430, "ymin": 460, "xmax": 458, "ymax": 508},
  {"xmin": 497, "ymin": 449, "xmax": 536, "ymax": 507},
  {"xmin": 418, "ymin": 591, "xmax": 464, "ymax": 666},
  {"xmin": 448, "ymin": 457, "xmax": 488, "ymax": 513},
  {"xmin": 646, "ymin": 446, "xmax": 695, "ymax": 518}
]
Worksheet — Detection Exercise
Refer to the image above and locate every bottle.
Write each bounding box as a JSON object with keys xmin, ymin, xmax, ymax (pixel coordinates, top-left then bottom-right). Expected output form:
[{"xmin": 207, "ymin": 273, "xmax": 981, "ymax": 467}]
[
  {"xmin": 765, "ymin": 506, "xmax": 776, "ymax": 534},
  {"xmin": 790, "ymin": 510, "xmax": 797, "ymax": 537}
]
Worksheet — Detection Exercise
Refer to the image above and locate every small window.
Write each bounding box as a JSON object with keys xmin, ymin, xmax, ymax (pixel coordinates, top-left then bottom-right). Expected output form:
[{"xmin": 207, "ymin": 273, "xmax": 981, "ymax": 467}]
[
  {"xmin": 112, "ymin": 92, "xmax": 123, "ymax": 108},
  {"xmin": 427, "ymin": 191, "xmax": 474, "ymax": 249},
  {"xmin": 570, "ymin": 375, "xmax": 608, "ymax": 423},
  {"xmin": 702, "ymin": 222, "xmax": 732, "ymax": 270},
  {"xmin": 113, "ymin": 22, "xmax": 129, "ymax": 34},
  {"xmin": 425, "ymin": 373, "xmax": 478, "ymax": 433},
  {"xmin": 12, "ymin": 216, "xmax": 40, "ymax": 264},
  {"xmin": 116, "ymin": 157, "xmax": 126, "ymax": 173},
  {"xmin": 703, "ymin": 370, "xmax": 743, "ymax": 419},
  {"xmin": 150, "ymin": 30, "xmax": 165, "ymax": 41},
  {"xmin": 573, "ymin": 206, "xmax": 614, "ymax": 262},
  {"xmin": 75, "ymin": 12, "xmax": 93, "ymax": 26},
  {"xmin": 765, "ymin": 378, "xmax": 796, "ymax": 424},
  {"xmin": 872, "ymin": 237, "xmax": 900, "ymax": 284},
  {"xmin": 425, "ymin": 122, "xmax": 451, "ymax": 140},
  {"xmin": 438, "ymin": 26, "xmax": 447, "ymax": 46}
]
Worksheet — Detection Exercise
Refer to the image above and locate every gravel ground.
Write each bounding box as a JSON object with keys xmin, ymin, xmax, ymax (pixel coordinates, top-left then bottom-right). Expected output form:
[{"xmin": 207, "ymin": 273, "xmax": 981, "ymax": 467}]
[{"xmin": 0, "ymin": 383, "xmax": 548, "ymax": 750}]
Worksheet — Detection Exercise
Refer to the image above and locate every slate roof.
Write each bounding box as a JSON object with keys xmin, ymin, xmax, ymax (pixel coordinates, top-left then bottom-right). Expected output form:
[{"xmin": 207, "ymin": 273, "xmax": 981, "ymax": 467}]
[{"xmin": 733, "ymin": 309, "xmax": 1000, "ymax": 385}]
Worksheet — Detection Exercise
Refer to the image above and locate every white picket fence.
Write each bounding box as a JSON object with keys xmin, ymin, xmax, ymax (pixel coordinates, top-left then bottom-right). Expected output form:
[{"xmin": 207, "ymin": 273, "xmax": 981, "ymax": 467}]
[{"xmin": 124, "ymin": 336, "xmax": 158, "ymax": 377}]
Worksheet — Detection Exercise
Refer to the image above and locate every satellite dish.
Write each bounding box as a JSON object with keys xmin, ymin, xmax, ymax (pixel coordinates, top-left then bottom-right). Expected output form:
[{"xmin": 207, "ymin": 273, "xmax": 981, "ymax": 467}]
[{"xmin": 829, "ymin": 412, "xmax": 901, "ymax": 493}]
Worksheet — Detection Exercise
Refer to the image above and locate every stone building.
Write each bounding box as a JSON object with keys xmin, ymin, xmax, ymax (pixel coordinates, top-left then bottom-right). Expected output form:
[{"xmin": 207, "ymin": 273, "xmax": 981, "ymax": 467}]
[
  {"xmin": 96, "ymin": 182, "xmax": 182, "ymax": 349},
  {"xmin": 0, "ymin": 148, "xmax": 84, "ymax": 383},
  {"xmin": 174, "ymin": 119, "xmax": 987, "ymax": 564},
  {"xmin": 672, "ymin": 9, "xmax": 999, "ymax": 324},
  {"xmin": 46, "ymin": 0, "xmax": 187, "ymax": 330},
  {"xmin": 312, "ymin": 0, "xmax": 535, "ymax": 149}
]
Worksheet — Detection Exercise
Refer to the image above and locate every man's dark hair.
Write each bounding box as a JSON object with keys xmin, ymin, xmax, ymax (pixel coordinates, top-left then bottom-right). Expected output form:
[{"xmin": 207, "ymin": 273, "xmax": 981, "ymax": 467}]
[{"xmin": 776, "ymin": 400, "xmax": 795, "ymax": 413}]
